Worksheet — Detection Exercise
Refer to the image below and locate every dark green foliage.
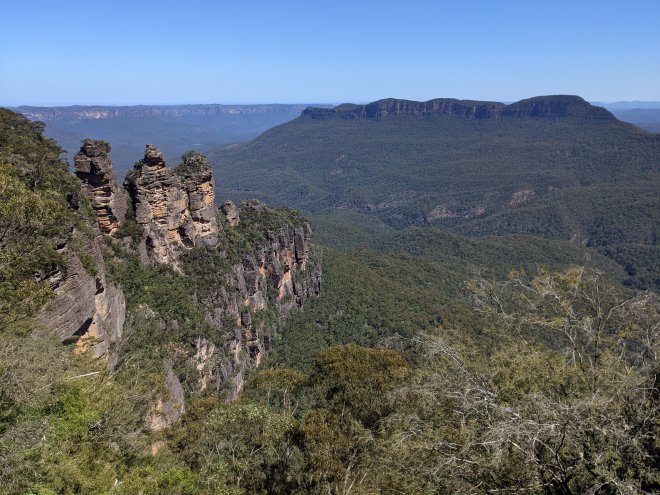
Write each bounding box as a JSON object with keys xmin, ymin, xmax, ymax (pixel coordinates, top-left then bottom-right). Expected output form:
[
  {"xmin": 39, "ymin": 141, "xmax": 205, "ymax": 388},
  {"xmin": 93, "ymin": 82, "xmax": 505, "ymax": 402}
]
[
  {"xmin": 0, "ymin": 109, "xmax": 82, "ymax": 332},
  {"xmin": 2, "ymin": 105, "xmax": 657, "ymax": 494},
  {"xmin": 271, "ymin": 220, "xmax": 626, "ymax": 370},
  {"xmin": 174, "ymin": 150, "xmax": 211, "ymax": 178},
  {"xmin": 270, "ymin": 248, "xmax": 474, "ymax": 370},
  {"xmin": 113, "ymin": 217, "xmax": 144, "ymax": 246},
  {"xmin": 107, "ymin": 255, "xmax": 215, "ymax": 344},
  {"xmin": 313, "ymin": 210, "xmax": 626, "ymax": 276},
  {"xmin": 235, "ymin": 201, "xmax": 306, "ymax": 246},
  {"xmin": 309, "ymin": 344, "xmax": 408, "ymax": 428},
  {"xmin": 0, "ymin": 108, "xmax": 80, "ymax": 194},
  {"xmin": 210, "ymin": 101, "xmax": 660, "ymax": 288},
  {"xmin": 212, "ymin": 105, "xmax": 657, "ymax": 216},
  {"xmin": 113, "ymin": 195, "xmax": 143, "ymax": 246}
]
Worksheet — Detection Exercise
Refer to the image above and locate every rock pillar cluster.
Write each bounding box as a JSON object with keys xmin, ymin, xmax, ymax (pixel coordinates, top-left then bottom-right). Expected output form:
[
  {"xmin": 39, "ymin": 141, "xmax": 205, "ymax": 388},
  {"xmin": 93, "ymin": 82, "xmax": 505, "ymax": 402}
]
[{"xmin": 125, "ymin": 145, "xmax": 219, "ymax": 265}]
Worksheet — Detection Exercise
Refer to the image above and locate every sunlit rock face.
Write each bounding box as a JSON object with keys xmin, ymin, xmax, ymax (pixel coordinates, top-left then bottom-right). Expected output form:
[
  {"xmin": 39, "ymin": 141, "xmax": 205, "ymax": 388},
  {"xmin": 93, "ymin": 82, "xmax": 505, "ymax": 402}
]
[
  {"xmin": 176, "ymin": 151, "xmax": 220, "ymax": 245},
  {"xmin": 74, "ymin": 139, "xmax": 127, "ymax": 234},
  {"xmin": 125, "ymin": 145, "xmax": 219, "ymax": 265},
  {"xmin": 66, "ymin": 141, "xmax": 321, "ymax": 400}
]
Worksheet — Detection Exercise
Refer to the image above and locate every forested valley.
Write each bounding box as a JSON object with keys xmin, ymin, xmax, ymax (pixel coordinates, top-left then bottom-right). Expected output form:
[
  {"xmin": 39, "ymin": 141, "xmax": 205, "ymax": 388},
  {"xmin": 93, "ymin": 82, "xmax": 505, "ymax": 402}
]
[{"xmin": 0, "ymin": 99, "xmax": 658, "ymax": 495}]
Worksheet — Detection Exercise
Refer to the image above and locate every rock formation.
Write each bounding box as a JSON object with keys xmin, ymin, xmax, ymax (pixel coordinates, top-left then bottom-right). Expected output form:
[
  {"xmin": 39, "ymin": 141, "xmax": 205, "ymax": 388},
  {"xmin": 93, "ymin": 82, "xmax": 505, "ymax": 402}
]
[
  {"xmin": 37, "ymin": 233, "xmax": 125, "ymax": 362},
  {"xmin": 221, "ymin": 200, "xmax": 240, "ymax": 227},
  {"xmin": 193, "ymin": 200, "xmax": 321, "ymax": 396},
  {"xmin": 147, "ymin": 362, "xmax": 185, "ymax": 431},
  {"xmin": 74, "ymin": 139, "xmax": 127, "ymax": 234},
  {"xmin": 64, "ymin": 141, "xmax": 321, "ymax": 400},
  {"xmin": 176, "ymin": 151, "xmax": 219, "ymax": 243},
  {"xmin": 304, "ymin": 98, "xmax": 505, "ymax": 120},
  {"xmin": 125, "ymin": 145, "xmax": 219, "ymax": 265}
]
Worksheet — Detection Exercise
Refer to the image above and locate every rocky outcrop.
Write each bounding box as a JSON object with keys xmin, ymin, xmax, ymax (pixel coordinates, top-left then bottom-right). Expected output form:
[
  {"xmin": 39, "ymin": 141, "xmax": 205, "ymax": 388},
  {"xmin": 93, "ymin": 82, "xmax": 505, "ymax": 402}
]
[
  {"xmin": 176, "ymin": 151, "xmax": 219, "ymax": 244},
  {"xmin": 192, "ymin": 201, "xmax": 321, "ymax": 397},
  {"xmin": 125, "ymin": 145, "xmax": 219, "ymax": 265},
  {"xmin": 221, "ymin": 200, "xmax": 240, "ymax": 227},
  {"xmin": 37, "ymin": 232, "xmax": 125, "ymax": 362},
  {"xmin": 74, "ymin": 139, "xmax": 127, "ymax": 234},
  {"xmin": 67, "ymin": 141, "xmax": 321, "ymax": 401},
  {"xmin": 304, "ymin": 98, "xmax": 504, "ymax": 120},
  {"xmin": 303, "ymin": 95, "xmax": 616, "ymax": 121}
]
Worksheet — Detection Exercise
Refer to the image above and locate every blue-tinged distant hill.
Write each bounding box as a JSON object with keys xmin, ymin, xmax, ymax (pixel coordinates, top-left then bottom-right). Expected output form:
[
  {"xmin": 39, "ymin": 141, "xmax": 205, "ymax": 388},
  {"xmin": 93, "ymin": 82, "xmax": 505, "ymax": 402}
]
[
  {"xmin": 607, "ymin": 108, "xmax": 660, "ymax": 133},
  {"xmin": 598, "ymin": 102, "xmax": 660, "ymax": 132},
  {"xmin": 11, "ymin": 104, "xmax": 329, "ymax": 177}
]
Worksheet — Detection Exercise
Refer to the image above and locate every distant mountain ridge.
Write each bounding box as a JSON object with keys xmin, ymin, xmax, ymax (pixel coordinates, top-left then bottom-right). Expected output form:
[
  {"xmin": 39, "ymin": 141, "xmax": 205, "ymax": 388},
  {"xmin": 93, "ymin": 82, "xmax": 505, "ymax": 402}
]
[
  {"xmin": 598, "ymin": 101, "xmax": 660, "ymax": 110},
  {"xmin": 14, "ymin": 103, "xmax": 316, "ymax": 121},
  {"xmin": 10, "ymin": 104, "xmax": 330, "ymax": 177},
  {"xmin": 210, "ymin": 94, "xmax": 660, "ymax": 289},
  {"xmin": 304, "ymin": 95, "xmax": 614, "ymax": 121}
]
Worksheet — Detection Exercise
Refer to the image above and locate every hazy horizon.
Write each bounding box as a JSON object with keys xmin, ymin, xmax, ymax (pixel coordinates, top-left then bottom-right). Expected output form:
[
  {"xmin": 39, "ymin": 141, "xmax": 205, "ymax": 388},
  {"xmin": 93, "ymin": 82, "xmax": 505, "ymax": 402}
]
[
  {"xmin": 2, "ymin": 0, "xmax": 659, "ymax": 107},
  {"xmin": 8, "ymin": 98, "xmax": 660, "ymax": 109}
]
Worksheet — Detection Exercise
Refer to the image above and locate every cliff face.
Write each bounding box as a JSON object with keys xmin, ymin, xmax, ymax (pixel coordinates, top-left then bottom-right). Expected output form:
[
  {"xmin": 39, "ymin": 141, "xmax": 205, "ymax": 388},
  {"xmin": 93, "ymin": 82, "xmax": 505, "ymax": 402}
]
[
  {"xmin": 74, "ymin": 139, "xmax": 127, "ymax": 234},
  {"xmin": 75, "ymin": 145, "xmax": 321, "ymax": 399},
  {"xmin": 37, "ymin": 233, "xmax": 125, "ymax": 362},
  {"xmin": 203, "ymin": 201, "xmax": 321, "ymax": 395},
  {"xmin": 304, "ymin": 98, "xmax": 504, "ymax": 119},
  {"xmin": 45, "ymin": 139, "xmax": 320, "ymax": 407},
  {"xmin": 501, "ymin": 96, "xmax": 614, "ymax": 120},
  {"xmin": 176, "ymin": 151, "xmax": 220, "ymax": 244},
  {"xmin": 303, "ymin": 95, "xmax": 614, "ymax": 121},
  {"xmin": 125, "ymin": 145, "xmax": 219, "ymax": 265}
]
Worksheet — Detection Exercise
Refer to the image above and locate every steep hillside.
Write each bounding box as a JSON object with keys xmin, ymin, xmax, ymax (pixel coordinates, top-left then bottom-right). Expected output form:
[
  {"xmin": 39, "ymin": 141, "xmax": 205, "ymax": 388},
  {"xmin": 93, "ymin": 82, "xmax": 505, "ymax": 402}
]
[
  {"xmin": 2, "ymin": 108, "xmax": 657, "ymax": 495},
  {"xmin": 0, "ymin": 109, "xmax": 326, "ymax": 492},
  {"xmin": 210, "ymin": 95, "xmax": 660, "ymax": 288}
]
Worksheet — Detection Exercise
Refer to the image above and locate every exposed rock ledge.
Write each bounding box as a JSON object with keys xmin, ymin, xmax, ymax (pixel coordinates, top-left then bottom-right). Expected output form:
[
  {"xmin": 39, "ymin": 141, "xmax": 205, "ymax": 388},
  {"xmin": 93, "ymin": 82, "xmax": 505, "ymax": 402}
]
[{"xmin": 303, "ymin": 95, "xmax": 614, "ymax": 121}]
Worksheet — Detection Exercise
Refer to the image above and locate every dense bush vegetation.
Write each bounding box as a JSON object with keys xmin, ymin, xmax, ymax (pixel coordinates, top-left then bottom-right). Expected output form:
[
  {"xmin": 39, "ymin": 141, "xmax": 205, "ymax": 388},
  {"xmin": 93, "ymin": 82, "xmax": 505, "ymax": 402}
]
[
  {"xmin": 2, "ymin": 108, "xmax": 657, "ymax": 494},
  {"xmin": 211, "ymin": 107, "xmax": 659, "ymax": 289},
  {"xmin": 0, "ymin": 109, "xmax": 83, "ymax": 333},
  {"xmin": 7, "ymin": 269, "xmax": 655, "ymax": 494}
]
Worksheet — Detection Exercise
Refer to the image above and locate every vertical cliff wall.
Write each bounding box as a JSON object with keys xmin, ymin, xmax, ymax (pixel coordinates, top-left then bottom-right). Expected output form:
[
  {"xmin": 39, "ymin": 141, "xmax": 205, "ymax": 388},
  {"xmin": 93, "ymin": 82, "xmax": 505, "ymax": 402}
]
[
  {"xmin": 202, "ymin": 200, "xmax": 321, "ymax": 395},
  {"xmin": 74, "ymin": 140, "xmax": 127, "ymax": 235},
  {"xmin": 62, "ymin": 141, "xmax": 321, "ymax": 407},
  {"xmin": 37, "ymin": 230, "xmax": 125, "ymax": 362}
]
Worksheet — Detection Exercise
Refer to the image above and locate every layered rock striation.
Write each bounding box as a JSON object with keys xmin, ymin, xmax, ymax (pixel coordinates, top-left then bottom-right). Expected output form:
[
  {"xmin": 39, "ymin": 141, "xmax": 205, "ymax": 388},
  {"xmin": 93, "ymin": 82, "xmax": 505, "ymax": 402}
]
[
  {"xmin": 182, "ymin": 200, "xmax": 321, "ymax": 396},
  {"xmin": 212, "ymin": 203, "xmax": 321, "ymax": 395},
  {"xmin": 125, "ymin": 145, "xmax": 219, "ymax": 265},
  {"xmin": 61, "ymin": 141, "xmax": 321, "ymax": 401},
  {"xmin": 176, "ymin": 151, "xmax": 220, "ymax": 244},
  {"xmin": 37, "ymin": 233, "xmax": 125, "ymax": 362},
  {"xmin": 74, "ymin": 139, "xmax": 127, "ymax": 234}
]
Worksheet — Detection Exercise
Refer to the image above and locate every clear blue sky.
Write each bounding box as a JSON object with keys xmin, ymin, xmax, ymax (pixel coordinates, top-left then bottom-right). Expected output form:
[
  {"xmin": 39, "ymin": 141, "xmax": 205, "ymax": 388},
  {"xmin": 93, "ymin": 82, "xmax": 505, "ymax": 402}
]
[{"xmin": 1, "ymin": 0, "xmax": 659, "ymax": 105}]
